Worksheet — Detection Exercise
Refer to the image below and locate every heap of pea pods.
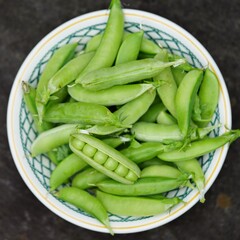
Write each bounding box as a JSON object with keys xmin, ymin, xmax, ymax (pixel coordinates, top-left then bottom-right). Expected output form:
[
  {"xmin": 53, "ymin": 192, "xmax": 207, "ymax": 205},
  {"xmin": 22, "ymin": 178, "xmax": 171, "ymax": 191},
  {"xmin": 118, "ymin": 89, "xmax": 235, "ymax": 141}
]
[{"xmin": 22, "ymin": 0, "xmax": 240, "ymax": 234}]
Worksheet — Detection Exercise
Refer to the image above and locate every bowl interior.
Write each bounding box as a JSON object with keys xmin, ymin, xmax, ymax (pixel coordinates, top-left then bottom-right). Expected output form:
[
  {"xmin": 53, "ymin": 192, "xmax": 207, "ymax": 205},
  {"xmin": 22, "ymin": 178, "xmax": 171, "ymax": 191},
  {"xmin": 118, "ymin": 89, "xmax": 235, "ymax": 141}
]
[{"xmin": 8, "ymin": 9, "xmax": 231, "ymax": 234}]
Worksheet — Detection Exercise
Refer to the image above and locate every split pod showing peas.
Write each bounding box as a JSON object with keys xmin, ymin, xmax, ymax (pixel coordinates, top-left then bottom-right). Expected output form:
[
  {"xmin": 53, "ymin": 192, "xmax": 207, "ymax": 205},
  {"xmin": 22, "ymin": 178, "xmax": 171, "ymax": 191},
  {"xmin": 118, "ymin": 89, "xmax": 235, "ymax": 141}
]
[{"xmin": 69, "ymin": 133, "xmax": 141, "ymax": 184}]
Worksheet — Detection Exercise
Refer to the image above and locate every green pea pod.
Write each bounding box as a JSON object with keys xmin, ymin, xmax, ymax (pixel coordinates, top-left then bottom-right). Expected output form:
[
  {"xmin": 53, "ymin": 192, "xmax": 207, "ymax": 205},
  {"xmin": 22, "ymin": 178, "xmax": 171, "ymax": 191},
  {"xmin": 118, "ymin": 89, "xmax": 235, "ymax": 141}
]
[
  {"xmin": 31, "ymin": 124, "xmax": 79, "ymax": 157},
  {"xmin": 120, "ymin": 141, "xmax": 182, "ymax": 164},
  {"xmin": 96, "ymin": 190, "xmax": 181, "ymax": 217},
  {"xmin": 68, "ymin": 83, "xmax": 153, "ymax": 106},
  {"xmin": 175, "ymin": 159, "xmax": 205, "ymax": 203},
  {"xmin": 114, "ymin": 88, "xmax": 156, "ymax": 126},
  {"xmin": 72, "ymin": 168, "xmax": 109, "ymax": 189},
  {"xmin": 175, "ymin": 69, "xmax": 203, "ymax": 137},
  {"xmin": 43, "ymin": 102, "xmax": 120, "ymax": 126},
  {"xmin": 194, "ymin": 68, "xmax": 219, "ymax": 127},
  {"xmin": 57, "ymin": 187, "xmax": 113, "ymax": 235},
  {"xmin": 69, "ymin": 133, "xmax": 141, "ymax": 184},
  {"xmin": 79, "ymin": 58, "xmax": 184, "ymax": 90},
  {"xmin": 141, "ymin": 165, "xmax": 182, "ymax": 178},
  {"xmin": 50, "ymin": 153, "xmax": 88, "ymax": 191},
  {"xmin": 96, "ymin": 175, "xmax": 189, "ymax": 196},
  {"xmin": 154, "ymin": 49, "xmax": 178, "ymax": 117},
  {"xmin": 47, "ymin": 51, "xmax": 94, "ymax": 95},
  {"xmin": 158, "ymin": 130, "xmax": 240, "ymax": 162},
  {"xmin": 131, "ymin": 122, "xmax": 218, "ymax": 143},
  {"xmin": 35, "ymin": 43, "xmax": 78, "ymax": 122},
  {"xmin": 115, "ymin": 30, "xmax": 143, "ymax": 65},
  {"xmin": 77, "ymin": 0, "xmax": 124, "ymax": 79}
]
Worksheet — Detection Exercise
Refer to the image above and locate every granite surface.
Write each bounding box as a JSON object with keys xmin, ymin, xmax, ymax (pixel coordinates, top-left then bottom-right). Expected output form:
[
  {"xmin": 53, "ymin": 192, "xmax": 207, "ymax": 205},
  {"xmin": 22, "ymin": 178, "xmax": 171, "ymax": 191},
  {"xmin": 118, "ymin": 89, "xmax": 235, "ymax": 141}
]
[{"xmin": 1, "ymin": 0, "xmax": 240, "ymax": 239}]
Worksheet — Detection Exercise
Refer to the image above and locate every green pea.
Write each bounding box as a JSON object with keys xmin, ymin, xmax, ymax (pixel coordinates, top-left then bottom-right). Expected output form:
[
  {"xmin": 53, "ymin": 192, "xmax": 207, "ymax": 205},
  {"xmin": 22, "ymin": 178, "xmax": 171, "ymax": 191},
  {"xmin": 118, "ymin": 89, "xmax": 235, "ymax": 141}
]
[
  {"xmin": 104, "ymin": 157, "xmax": 118, "ymax": 171},
  {"xmin": 93, "ymin": 151, "xmax": 108, "ymax": 165},
  {"xmin": 82, "ymin": 144, "xmax": 97, "ymax": 158},
  {"xmin": 125, "ymin": 171, "xmax": 138, "ymax": 182},
  {"xmin": 71, "ymin": 138, "xmax": 85, "ymax": 151},
  {"xmin": 114, "ymin": 164, "xmax": 128, "ymax": 177}
]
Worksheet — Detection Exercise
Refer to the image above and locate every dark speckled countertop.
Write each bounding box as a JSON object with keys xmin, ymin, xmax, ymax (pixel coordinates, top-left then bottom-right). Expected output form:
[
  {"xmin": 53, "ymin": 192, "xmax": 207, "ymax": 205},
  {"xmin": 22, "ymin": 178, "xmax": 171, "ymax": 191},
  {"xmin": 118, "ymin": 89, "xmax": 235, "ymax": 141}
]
[{"xmin": 1, "ymin": 0, "xmax": 240, "ymax": 239}]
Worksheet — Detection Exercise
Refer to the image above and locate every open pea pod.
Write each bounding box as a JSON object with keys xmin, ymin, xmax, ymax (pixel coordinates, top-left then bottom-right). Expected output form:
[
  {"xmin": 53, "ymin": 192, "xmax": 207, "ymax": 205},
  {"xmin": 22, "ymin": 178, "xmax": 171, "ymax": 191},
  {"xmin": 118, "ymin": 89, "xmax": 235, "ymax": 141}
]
[{"xmin": 69, "ymin": 133, "xmax": 141, "ymax": 184}]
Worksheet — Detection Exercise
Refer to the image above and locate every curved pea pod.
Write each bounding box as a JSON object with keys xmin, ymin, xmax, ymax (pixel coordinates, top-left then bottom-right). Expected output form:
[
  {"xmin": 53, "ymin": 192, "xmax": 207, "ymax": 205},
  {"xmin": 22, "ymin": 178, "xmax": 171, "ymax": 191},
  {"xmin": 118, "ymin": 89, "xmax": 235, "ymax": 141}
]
[
  {"xmin": 96, "ymin": 175, "xmax": 189, "ymax": 196},
  {"xmin": 154, "ymin": 49, "xmax": 178, "ymax": 117},
  {"xmin": 141, "ymin": 165, "xmax": 182, "ymax": 178},
  {"xmin": 57, "ymin": 187, "xmax": 113, "ymax": 235},
  {"xmin": 72, "ymin": 167, "xmax": 109, "ymax": 190},
  {"xmin": 35, "ymin": 43, "xmax": 78, "ymax": 121},
  {"xmin": 139, "ymin": 102, "xmax": 166, "ymax": 123},
  {"xmin": 158, "ymin": 130, "xmax": 240, "ymax": 162},
  {"xmin": 43, "ymin": 102, "xmax": 120, "ymax": 126},
  {"xmin": 114, "ymin": 88, "xmax": 156, "ymax": 126},
  {"xmin": 77, "ymin": 0, "xmax": 124, "ymax": 79},
  {"xmin": 79, "ymin": 58, "xmax": 185, "ymax": 90},
  {"xmin": 175, "ymin": 159, "xmax": 205, "ymax": 203},
  {"xmin": 31, "ymin": 124, "xmax": 79, "ymax": 157},
  {"xmin": 194, "ymin": 68, "xmax": 219, "ymax": 127},
  {"xmin": 50, "ymin": 153, "xmax": 88, "ymax": 191},
  {"xmin": 115, "ymin": 30, "xmax": 143, "ymax": 65},
  {"xmin": 96, "ymin": 190, "xmax": 181, "ymax": 217},
  {"xmin": 175, "ymin": 69, "xmax": 203, "ymax": 137},
  {"xmin": 69, "ymin": 133, "xmax": 141, "ymax": 184},
  {"xmin": 120, "ymin": 141, "xmax": 182, "ymax": 164},
  {"xmin": 47, "ymin": 51, "xmax": 94, "ymax": 95},
  {"xmin": 68, "ymin": 83, "xmax": 153, "ymax": 106},
  {"xmin": 131, "ymin": 122, "xmax": 183, "ymax": 143}
]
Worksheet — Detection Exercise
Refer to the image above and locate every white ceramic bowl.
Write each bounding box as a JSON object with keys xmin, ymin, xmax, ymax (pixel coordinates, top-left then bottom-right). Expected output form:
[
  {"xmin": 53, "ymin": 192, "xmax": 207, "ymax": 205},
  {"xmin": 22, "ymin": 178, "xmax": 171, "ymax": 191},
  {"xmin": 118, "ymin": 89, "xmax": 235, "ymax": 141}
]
[{"xmin": 7, "ymin": 9, "xmax": 231, "ymax": 234}]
